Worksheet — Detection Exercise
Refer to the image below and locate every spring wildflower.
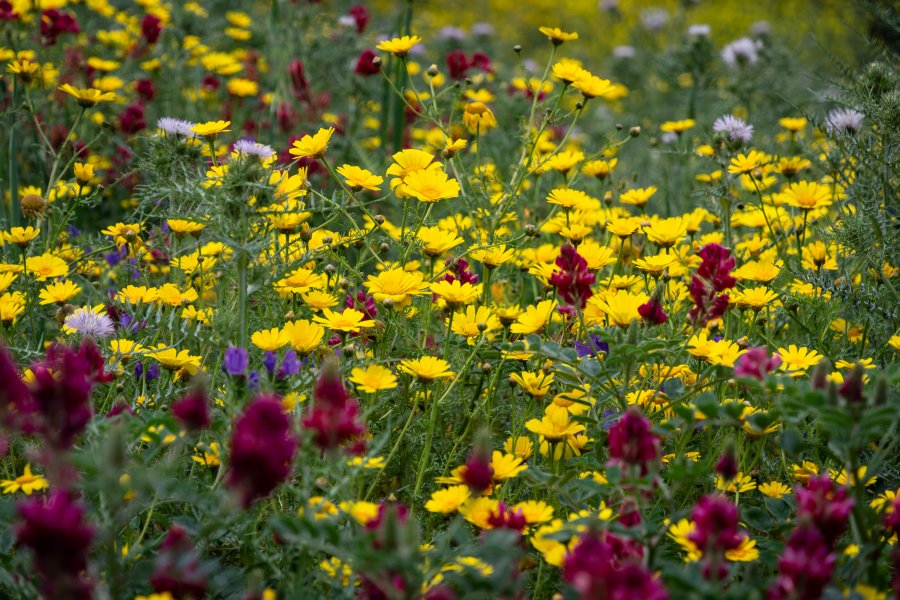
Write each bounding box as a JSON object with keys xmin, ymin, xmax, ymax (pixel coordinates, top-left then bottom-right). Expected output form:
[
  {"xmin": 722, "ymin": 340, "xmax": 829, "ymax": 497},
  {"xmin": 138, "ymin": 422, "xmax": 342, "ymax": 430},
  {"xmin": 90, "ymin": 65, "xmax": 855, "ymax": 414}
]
[
  {"xmin": 1, "ymin": 465, "xmax": 49, "ymax": 495},
  {"xmin": 398, "ymin": 356, "xmax": 455, "ymax": 381},
  {"xmin": 289, "ymin": 127, "xmax": 334, "ymax": 160},
  {"xmin": 349, "ymin": 364, "xmax": 398, "ymax": 393},
  {"xmin": 376, "ymin": 35, "xmax": 423, "ymax": 57}
]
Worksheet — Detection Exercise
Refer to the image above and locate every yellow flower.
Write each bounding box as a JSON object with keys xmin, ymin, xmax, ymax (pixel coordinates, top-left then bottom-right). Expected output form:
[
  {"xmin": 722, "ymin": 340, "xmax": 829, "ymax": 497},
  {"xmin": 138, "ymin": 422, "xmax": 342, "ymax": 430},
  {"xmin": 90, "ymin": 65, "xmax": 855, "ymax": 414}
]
[
  {"xmin": 716, "ymin": 472, "xmax": 757, "ymax": 494},
  {"xmin": 462, "ymin": 102, "xmax": 497, "ymax": 133},
  {"xmin": 301, "ymin": 290, "xmax": 338, "ymax": 310},
  {"xmin": 1, "ymin": 464, "xmax": 49, "ymax": 495},
  {"xmin": 7, "ymin": 59, "xmax": 40, "ymax": 80},
  {"xmin": 39, "ymin": 280, "xmax": 81, "ymax": 305},
  {"xmin": 620, "ymin": 186, "xmax": 657, "ymax": 207},
  {"xmin": 731, "ymin": 286, "xmax": 779, "ymax": 309},
  {"xmin": 145, "ymin": 345, "xmax": 202, "ymax": 375},
  {"xmin": 386, "ymin": 149, "xmax": 441, "ymax": 193},
  {"xmin": 167, "ymin": 219, "xmax": 207, "ymax": 236},
  {"xmin": 227, "ymin": 77, "xmax": 258, "ymax": 97},
  {"xmin": 3, "ymin": 226, "xmax": 40, "ymax": 247},
  {"xmin": 733, "ymin": 259, "xmax": 782, "ymax": 283},
  {"xmin": 399, "ymin": 356, "xmax": 455, "ymax": 381},
  {"xmin": 538, "ymin": 26, "xmax": 579, "ymax": 45},
  {"xmin": 491, "ymin": 451, "xmax": 528, "ymax": 481},
  {"xmin": 312, "ymin": 308, "xmax": 376, "ymax": 333},
  {"xmin": 468, "ymin": 244, "xmax": 516, "ymax": 270},
  {"xmin": 25, "ymin": 253, "xmax": 68, "ymax": 281},
  {"xmin": 364, "ymin": 268, "xmax": 429, "ymax": 307},
  {"xmin": 728, "ymin": 150, "xmax": 768, "ymax": 175},
  {"xmin": 660, "ymin": 119, "xmax": 696, "ymax": 134},
  {"xmin": 376, "ymin": 35, "xmax": 423, "ymax": 57},
  {"xmin": 510, "ymin": 370, "xmax": 554, "ymax": 397},
  {"xmin": 573, "ymin": 75, "xmax": 615, "ymax": 99},
  {"xmin": 513, "ymin": 500, "xmax": 553, "ymax": 524},
  {"xmin": 759, "ymin": 481, "xmax": 791, "ymax": 498},
  {"xmin": 585, "ymin": 291, "xmax": 649, "ymax": 328},
  {"xmin": 425, "ymin": 485, "xmax": 471, "ymax": 514},
  {"xmin": 644, "ymin": 217, "xmax": 688, "ymax": 247},
  {"xmin": 504, "ymin": 436, "xmax": 534, "ymax": 460},
  {"xmin": 191, "ymin": 120, "xmax": 231, "ymax": 138},
  {"xmin": 349, "ymin": 364, "xmax": 398, "ymax": 393},
  {"xmin": 546, "ymin": 188, "xmax": 593, "ymax": 209},
  {"xmin": 449, "ymin": 305, "xmax": 501, "ymax": 342},
  {"xmin": 282, "ymin": 319, "xmax": 325, "ymax": 353},
  {"xmin": 526, "ymin": 405, "xmax": 586, "ymax": 459},
  {"xmin": 460, "ymin": 497, "xmax": 500, "ymax": 529},
  {"xmin": 792, "ymin": 461, "xmax": 819, "ymax": 483},
  {"xmin": 58, "ymin": 83, "xmax": 116, "ymax": 107},
  {"xmin": 778, "ymin": 117, "xmax": 807, "ymax": 132},
  {"xmin": 777, "ymin": 181, "xmax": 832, "ymax": 211},
  {"xmin": 0, "ymin": 272, "xmax": 16, "ymax": 293},
  {"xmin": 337, "ymin": 164, "xmax": 383, "ymax": 192},
  {"xmin": 777, "ymin": 344, "xmax": 824, "ymax": 376},
  {"xmin": 73, "ymin": 162, "xmax": 95, "ymax": 185},
  {"xmin": 192, "ymin": 442, "xmax": 221, "ymax": 467},
  {"xmin": 430, "ymin": 280, "xmax": 481, "ymax": 306},
  {"xmin": 417, "ymin": 226, "xmax": 463, "ymax": 256},
  {"xmin": 0, "ymin": 292, "xmax": 26, "ymax": 323},
  {"xmin": 401, "ymin": 168, "xmax": 460, "ymax": 203},
  {"xmin": 607, "ymin": 216, "xmax": 643, "ymax": 238},
  {"xmin": 251, "ymin": 327, "xmax": 290, "ymax": 352},
  {"xmin": 289, "ymin": 127, "xmax": 334, "ymax": 159},
  {"xmin": 339, "ymin": 501, "xmax": 381, "ymax": 526},
  {"xmin": 507, "ymin": 299, "xmax": 555, "ymax": 334}
]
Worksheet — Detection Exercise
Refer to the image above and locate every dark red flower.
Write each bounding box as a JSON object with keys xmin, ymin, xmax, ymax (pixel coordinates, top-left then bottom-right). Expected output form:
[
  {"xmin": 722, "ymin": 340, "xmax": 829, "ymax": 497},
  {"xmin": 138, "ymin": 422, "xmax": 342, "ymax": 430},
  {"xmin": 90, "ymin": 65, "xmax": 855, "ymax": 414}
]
[
  {"xmin": 354, "ymin": 49, "xmax": 380, "ymax": 76},
  {"xmin": 141, "ymin": 13, "xmax": 162, "ymax": 44},
  {"xmin": 347, "ymin": 4, "xmax": 369, "ymax": 33},
  {"xmin": 16, "ymin": 490, "xmax": 94, "ymax": 600},
  {"xmin": 638, "ymin": 297, "xmax": 667, "ymax": 325},
  {"xmin": 0, "ymin": 346, "xmax": 31, "ymax": 428},
  {"xmin": 136, "ymin": 78, "xmax": 155, "ymax": 101},
  {"xmin": 487, "ymin": 502, "xmax": 527, "ymax": 532},
  {"xmin": 461, "ymin": 447, "xmax": 494, "ymax": 494},
  {"xmin": 119, "ymin": 103, "xmax": 146, "ymax": 135},
  {"xmin": 446, "ymin": 50, "xmax": 470, "ymax": 80},
  {"xmin": 606, "ymin": 407, "xmax": 660, "ymax": 475},
  {"xmin": 150, "ymin": 526, "xmax": 207, "ymax": 599},
  {"xmin": 171, "ymin": 389, "xmax": 211, "ymax": 431},
  {"xmin": 227, "ymin": 396, "xmax": 297, "ymax": 507},
  {"xmin": 301, "ymin": 365, "xmax": 367, "ymax": 453},
  {"xmin": 734, "ymin": 346, "xmax": 782, "ymax": 379},
  {"xmin": 688, "ymin": 243, "xmax": 735, "ymax": 326},
  {"xmin": 550, "ymin": 243, "xmax": 595, "ymax": 310},
  {"xmin": 41, "ymin": 9, "xmax": 79, "ymax": 46},
  {"xmin": 563, "ymin": 531, "xmax": 668, "ymax": 600}
]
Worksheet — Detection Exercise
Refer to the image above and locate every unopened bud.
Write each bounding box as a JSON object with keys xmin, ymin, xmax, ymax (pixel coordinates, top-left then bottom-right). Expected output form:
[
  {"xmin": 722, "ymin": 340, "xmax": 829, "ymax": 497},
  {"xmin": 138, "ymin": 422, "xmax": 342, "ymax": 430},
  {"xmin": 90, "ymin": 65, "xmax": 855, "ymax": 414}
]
[
  {"xmin": 372, "ymin": 56, "xmax": 382, "ymax": 67},
  {"xmin": 374, "ymin": 214, "xmax": 386, "ymax": 225},
  {"xmin": 481, "ymin": 362, "xmax": 493, "ymax": 373},
  {"xmin": 427, "ymin": 64, "xmax": 439, "ymax": 76},
  {"xmin": 629, "ymin": 126, "xmax": 641, "ymax": 137},
  {"xmin": 379, "ymin": 242, "xmax": 390, "ymax": 253},
  {"xmin": 524, "ymin": 224, "xmax": 537, "ymax": 236},
  {"xmin": 513, "ymin": 44, "xmax": 522, "ymax": 54},
  {"xmin": 323, "ymin": 264, "xmax": 337, "ymax": 275}
]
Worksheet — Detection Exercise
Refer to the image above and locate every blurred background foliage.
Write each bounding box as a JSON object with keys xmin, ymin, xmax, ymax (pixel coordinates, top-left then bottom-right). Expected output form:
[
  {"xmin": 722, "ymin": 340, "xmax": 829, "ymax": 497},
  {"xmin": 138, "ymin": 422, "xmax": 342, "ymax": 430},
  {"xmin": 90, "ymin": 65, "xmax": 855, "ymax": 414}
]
[{"xmin": 373, "ymin": 0, "xmax": 893, "ymax": 69}]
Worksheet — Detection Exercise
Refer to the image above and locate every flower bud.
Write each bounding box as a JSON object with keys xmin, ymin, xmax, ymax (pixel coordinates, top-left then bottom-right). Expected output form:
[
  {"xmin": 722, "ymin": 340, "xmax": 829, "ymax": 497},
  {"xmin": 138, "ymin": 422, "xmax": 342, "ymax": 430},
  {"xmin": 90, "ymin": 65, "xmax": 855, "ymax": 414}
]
[{"xmin": 629, "ymin": 126, "xmax": 641, "ymax": 137}]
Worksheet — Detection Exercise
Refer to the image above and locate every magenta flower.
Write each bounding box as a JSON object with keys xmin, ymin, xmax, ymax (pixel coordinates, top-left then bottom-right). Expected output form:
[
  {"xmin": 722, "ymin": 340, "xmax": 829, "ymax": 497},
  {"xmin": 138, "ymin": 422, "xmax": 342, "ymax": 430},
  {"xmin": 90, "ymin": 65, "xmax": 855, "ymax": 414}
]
[
  {"xmin": 302, "ymin": 367, "xmax": 367, "ymax": 454},
  {"xmin": 16, "ymin": 490, "xmax": 94, "ymax": 600},
  {"xmin": 688, "ymin": 243, "xmax": 736, "ymax": 326},
  {"xmin": 550, "ymin": 243, "xmax": 595, "ymax": 310},
  {"xmin": 607, "ymin": 407, "xmax": 660, "ymax": 475},
  {"xmin": 171, "ymin": 389, "xmax": 211, "ymax": 431},
  {"xmin": 227, "ymin": 395, "xmax": 297, "ymax": 507},
  {"xmin": 150, "ymin": 526, "xmax": 207, "ymax": 599},
  {"xmin": 734, "ymin": 346, "xmax": 782, "ymax": 379}
]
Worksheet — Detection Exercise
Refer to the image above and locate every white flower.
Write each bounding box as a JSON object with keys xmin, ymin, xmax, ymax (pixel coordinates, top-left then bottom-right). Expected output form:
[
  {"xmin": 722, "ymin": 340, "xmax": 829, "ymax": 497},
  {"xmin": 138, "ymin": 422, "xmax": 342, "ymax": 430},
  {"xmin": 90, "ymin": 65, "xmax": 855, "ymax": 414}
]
[
  {"xmin": 713, "ymin": 114, "xmax": 754, "ymax": 143},
  {"xmin": 825, "ymin": 108, "xmax": 864, "ymax": 134},
  {"xmin": 721, "ymin": 37, "xmax": 760, "ymax": 68}
]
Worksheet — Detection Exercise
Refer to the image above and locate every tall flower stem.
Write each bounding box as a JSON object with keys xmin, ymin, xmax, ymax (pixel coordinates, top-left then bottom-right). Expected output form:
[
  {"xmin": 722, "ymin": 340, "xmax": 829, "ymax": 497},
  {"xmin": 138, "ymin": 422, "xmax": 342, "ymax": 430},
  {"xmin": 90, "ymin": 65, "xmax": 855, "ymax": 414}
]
[{"xmin": 413, "ymin": 383, "xmax": 437, "ymax": 500}]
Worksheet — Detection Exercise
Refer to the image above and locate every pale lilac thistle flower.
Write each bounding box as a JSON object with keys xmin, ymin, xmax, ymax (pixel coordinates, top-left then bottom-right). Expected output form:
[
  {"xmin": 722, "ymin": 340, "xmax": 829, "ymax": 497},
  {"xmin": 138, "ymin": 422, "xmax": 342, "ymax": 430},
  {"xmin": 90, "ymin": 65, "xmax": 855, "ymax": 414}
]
[
  {"xmin": 713, "ymin": 114, "xmax": 754, "ymax": 143},
  {"xmin": 641, "ymin": 8, "xmax": 669, "ymax": 31},
  {"xmin": 157, "ymin": 117, "xmax": 196, "ymax": 137},
  {"xmin": 825, "ymin": 108, "xmax": 864, "ymax": 134},
  {"xmin": 470, "ymin": 23, "xmax": 494, "ymax": 37},
  {"xmin": 721, "ymin": 37, "xmax": 760, "ymax": 68},
  {"xmin": 688, "ymin": 24, "xmax": 711, "ymax": 37},
  {"xmin": 64, "ymin": 307, "xmax": 115, "ymax": 338},
  {"xmin": 613, "ymin": 45, "xmax": 636, "ymax": 59},
  {"xmin": 233, "ymin": 138, "xmax": 275, "ymax": 159},
  {"xmin": 437, "ymin": 25, "xmax": 466, "ymax": 41}
]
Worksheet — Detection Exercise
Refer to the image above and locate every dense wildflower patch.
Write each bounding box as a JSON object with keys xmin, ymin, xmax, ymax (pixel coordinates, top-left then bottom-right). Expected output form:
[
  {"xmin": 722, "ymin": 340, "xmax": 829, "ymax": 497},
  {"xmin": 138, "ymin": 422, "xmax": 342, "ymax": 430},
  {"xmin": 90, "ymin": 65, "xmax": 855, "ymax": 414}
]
[{"xmin": 0, "ymin": 1, "xmax": 898, "ymax": 599}]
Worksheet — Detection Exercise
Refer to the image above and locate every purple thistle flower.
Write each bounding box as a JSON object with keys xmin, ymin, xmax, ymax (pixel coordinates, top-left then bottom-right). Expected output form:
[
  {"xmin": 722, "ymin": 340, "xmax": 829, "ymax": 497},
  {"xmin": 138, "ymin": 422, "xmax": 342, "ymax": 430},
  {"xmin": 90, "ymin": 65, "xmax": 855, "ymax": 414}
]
[
  {"xmin": 64, "ymin": 307, "xmax": 115, "ymax": 338},
  {"xmin": 721, "ymin": 37, "xmax": 759, "ymax": 68},
  {"xmin": 825, "ymin": 108, "xmax": 864, "ymax": 134},
  {"xmin": 157, "ymin": 117, "xmax": 196, "ymax": 137},
  {"xmin": 233, "ymin": 138, "xmax": 276, "ymax": 159},
  {"xmin": 713, "ymin": 114, "xmax": 754, "ymax": 144}
]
